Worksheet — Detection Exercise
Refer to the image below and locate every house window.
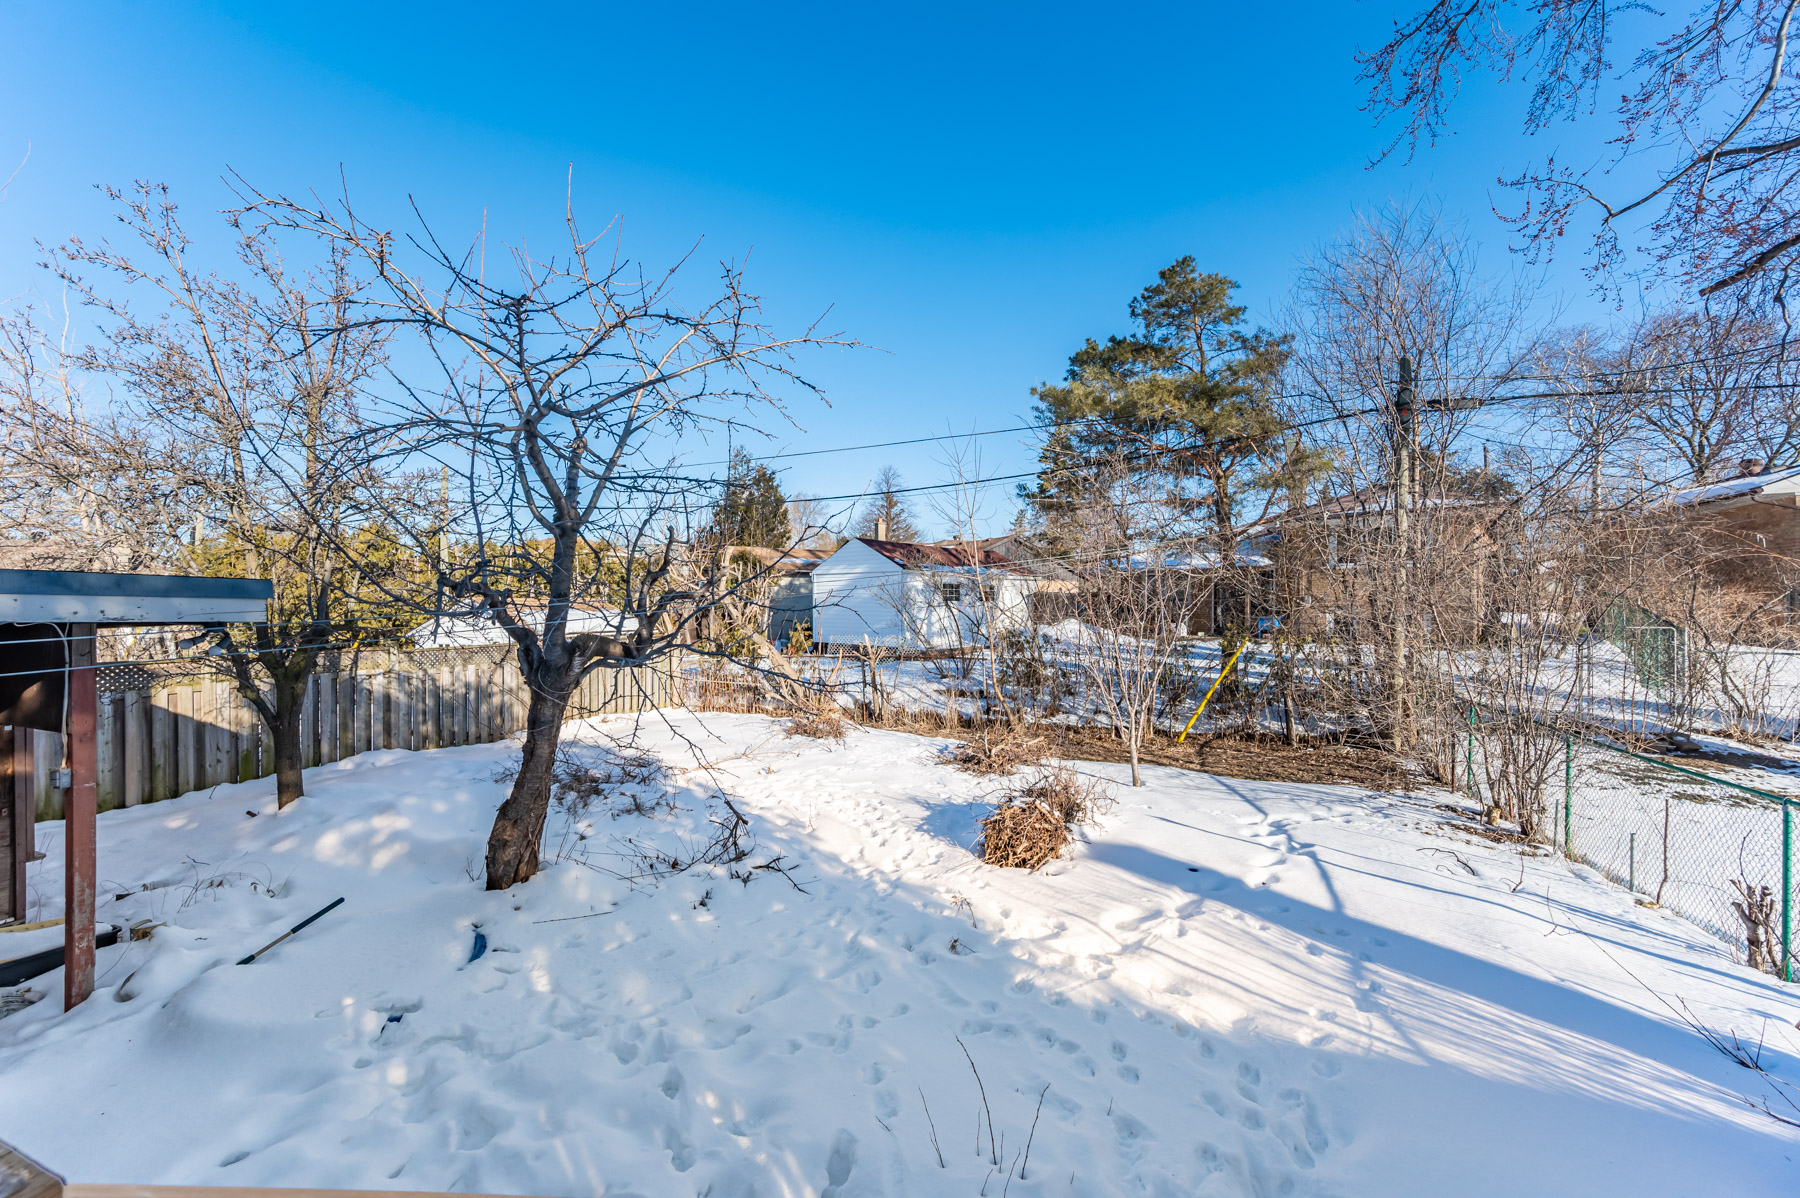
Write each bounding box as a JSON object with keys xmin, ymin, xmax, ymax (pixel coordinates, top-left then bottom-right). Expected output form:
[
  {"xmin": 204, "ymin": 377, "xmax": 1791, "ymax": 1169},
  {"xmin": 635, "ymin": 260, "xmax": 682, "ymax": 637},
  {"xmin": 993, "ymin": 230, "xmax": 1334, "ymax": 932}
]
[
  {"xmin": 979, "ymin": 584, "xmax": 997, "ymax": 605},
  {"xmin": 939, "ymin": 582, "xmax": 963, "ymax": 603}
]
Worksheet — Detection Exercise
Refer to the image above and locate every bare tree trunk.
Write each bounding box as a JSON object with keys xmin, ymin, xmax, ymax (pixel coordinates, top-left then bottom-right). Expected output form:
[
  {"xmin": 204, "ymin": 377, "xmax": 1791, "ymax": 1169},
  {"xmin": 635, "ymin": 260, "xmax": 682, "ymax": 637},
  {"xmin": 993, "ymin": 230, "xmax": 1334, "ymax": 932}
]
[
  {"xmin": 486, "ymin": 685, "xmax": 571, "ymax": 890},
  {"xmin": 271, "ymin": 682, "xmax": 306, "ymax": 809}
]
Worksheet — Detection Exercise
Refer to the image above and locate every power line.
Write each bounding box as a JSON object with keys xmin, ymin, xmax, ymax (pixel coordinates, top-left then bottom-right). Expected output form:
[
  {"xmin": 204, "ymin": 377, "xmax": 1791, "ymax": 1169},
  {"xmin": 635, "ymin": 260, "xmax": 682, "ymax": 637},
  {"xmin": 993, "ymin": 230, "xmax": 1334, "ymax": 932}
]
[{"xmin": 687, "ymin": 388, "xmax": 1358, "ymax": 473}]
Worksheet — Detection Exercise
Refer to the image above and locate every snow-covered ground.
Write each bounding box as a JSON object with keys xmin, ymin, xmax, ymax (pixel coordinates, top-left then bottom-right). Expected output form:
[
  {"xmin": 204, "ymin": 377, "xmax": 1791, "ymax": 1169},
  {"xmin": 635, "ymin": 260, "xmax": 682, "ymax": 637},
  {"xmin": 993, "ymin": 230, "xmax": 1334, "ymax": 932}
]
[{"xmin": 3, "ymin": 713, "xmax": 1797, "ymax": 1196}]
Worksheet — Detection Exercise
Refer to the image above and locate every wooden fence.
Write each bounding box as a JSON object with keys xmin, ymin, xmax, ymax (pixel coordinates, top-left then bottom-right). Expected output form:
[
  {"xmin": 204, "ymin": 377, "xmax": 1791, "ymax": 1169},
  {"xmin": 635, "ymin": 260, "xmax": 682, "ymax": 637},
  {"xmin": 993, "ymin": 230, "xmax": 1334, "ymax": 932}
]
[{"xmin": 9, "ymin": 649, "xmax": 683, "ymax": 822}]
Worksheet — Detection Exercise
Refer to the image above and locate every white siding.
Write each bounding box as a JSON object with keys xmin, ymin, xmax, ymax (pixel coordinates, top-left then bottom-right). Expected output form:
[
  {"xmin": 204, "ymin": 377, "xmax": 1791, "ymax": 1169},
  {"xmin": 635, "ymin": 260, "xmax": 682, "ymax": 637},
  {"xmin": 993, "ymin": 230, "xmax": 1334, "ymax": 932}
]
[
  {"xmin": 811, "ymin": 540, "xmax": 918, "ymax": 648},
  {"xmin": 811, "ymin": 540, "xmax": 1038, "ymax": 650}
]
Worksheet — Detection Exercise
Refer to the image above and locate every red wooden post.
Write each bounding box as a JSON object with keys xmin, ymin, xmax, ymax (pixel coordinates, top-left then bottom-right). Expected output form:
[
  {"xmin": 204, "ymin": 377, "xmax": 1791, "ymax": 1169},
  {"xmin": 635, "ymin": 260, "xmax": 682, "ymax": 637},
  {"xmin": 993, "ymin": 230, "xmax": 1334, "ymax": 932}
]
[{"xmin": 65, "ymin": 623, "xmax": 97, "ymax": 1008}]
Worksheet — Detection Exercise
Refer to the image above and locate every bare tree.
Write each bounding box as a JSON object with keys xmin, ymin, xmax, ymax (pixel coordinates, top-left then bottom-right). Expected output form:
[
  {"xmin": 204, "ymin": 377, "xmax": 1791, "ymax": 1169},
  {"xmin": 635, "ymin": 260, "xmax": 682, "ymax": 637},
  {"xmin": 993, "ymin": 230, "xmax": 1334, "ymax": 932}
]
[
  {"xmin": 854, "ymin": 465, "xmax": 923, "ymax": 541},
  {"xmin": 1361, "ymin": 0, "xmax": 1800, "ymax": 301},
  {"xmin": 784, "ymin": 493, "xmax": 844, "ymax": 549},
  {"xmin": 1067, "ymin": 458, "xmax": 1201, "ymax": 786},
  {"xmin": 3, "ymin": 184, "xmax": 397, "ymax": 808},
  {"xmin": 243, "ymin": 183, "xmax": 845, "ymax": 889},
  {"xmin": 1609, "ymin": 304, "xmax": 1796, "ymax": 483},
  {"xmin": 1285, "ymin": 199, "xmax": 1539, "ymax": 749}
]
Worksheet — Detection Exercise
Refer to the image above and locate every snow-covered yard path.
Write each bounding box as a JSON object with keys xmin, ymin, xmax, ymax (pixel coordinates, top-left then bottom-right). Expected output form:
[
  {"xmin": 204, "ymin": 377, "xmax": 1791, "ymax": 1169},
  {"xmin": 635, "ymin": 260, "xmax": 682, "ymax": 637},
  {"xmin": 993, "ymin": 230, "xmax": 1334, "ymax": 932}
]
[{"xmin": 1, "ymin": 713, "xmax": 1795, "ymax": 1196}]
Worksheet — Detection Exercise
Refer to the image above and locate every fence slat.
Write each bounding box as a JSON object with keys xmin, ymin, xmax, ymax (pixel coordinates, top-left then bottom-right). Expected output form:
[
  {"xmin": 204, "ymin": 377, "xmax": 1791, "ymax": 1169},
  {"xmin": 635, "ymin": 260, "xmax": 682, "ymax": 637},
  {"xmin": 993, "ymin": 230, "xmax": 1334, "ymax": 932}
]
[
  {"xmin": 97, "ymin": 694, "xmax": 122, "ymax": 813},
  {"xmin": 34, "ymin": 650, "xmax": 677, "ymax": 817},
  {"xmin": 33, "ymin": 729, "xmax": 59, "ymax": 822},
  {"xmin": 319, "ymin": 672, "xmax": 337, "ymax": 764},
  {"xmin": 123, "ymin": 690, "xmax": 145, "ymax": 808}
]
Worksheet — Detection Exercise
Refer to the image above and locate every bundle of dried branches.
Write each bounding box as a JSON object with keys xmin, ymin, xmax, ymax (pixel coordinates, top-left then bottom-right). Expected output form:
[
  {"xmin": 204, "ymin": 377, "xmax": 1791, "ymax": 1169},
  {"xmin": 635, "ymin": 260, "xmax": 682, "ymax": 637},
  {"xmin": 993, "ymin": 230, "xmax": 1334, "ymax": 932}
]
[
  {"xmin": 784, "ymin": 701, "xmax": 848, "ymax": 741},
  {"xmin": 978, "ymin": 765, "xmax": 1114, "ymax": 870},
  {"xmin": 943, "ymin": 728, "xmax": 1048, "ymax": 776}
]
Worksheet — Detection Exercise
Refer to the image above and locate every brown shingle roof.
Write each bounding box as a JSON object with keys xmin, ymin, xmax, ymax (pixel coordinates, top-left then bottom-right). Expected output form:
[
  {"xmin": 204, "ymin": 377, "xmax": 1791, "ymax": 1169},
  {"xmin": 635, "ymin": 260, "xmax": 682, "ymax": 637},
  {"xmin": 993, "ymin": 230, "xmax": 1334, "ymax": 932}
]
[{"xmin": 856, "ymin": 537, "xmax": 1031, "ymax": 573}]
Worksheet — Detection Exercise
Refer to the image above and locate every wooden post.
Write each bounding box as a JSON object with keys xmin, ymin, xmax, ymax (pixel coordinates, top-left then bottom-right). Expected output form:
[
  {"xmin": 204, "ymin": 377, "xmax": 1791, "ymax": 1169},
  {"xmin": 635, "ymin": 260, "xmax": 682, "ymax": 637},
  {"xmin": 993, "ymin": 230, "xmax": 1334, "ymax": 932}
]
[{"xmin": 65, "ymin": 623, "xmax": 98, "ymax": 1008}]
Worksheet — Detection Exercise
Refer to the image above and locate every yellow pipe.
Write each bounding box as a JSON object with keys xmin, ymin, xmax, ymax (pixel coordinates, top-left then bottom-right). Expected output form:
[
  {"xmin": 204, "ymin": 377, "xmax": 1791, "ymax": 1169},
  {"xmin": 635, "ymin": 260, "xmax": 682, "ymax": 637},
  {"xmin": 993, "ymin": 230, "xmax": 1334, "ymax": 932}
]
[{"xmin": 1177, "ymin": 639, "xmax": 1250, "ymax": 743}]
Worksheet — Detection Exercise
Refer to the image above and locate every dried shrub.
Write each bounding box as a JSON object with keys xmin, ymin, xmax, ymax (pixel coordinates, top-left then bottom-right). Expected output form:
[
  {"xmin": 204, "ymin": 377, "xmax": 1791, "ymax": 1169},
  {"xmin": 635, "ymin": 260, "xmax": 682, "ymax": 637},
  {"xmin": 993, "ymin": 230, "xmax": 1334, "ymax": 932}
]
[
  {"xmin": 978, "ymin": 765, "xmax": 1114, "ymax": 870},
  {"xmin": 944, "ymin": 729, "xmax": 1047, "ymax": 776},
  {"xmin": 784, "ymin": 700, "xmax": 848, "ymax": 741}
]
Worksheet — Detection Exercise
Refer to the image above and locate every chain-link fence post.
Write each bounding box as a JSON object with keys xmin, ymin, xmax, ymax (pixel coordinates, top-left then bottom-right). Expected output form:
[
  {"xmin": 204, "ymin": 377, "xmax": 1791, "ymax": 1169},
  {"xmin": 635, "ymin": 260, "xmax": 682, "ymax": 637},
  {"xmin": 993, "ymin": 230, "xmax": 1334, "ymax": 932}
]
[
  {"xmin": 1785, "ymin": 798, "xmax": 1794, "ymax": 983},
  {"xmin": 1563, "ymin": 734, "xmax": 1574, "ymax": 858}
]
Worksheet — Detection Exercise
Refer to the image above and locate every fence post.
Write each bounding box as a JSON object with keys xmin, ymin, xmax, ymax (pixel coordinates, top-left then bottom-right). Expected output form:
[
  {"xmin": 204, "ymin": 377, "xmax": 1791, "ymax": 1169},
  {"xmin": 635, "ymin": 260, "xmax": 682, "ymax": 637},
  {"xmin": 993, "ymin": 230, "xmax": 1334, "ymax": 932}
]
[
  {"xmin": 1563, "ymin": 734, "xmax": 1574, "ymax": 857},
  {"xmin": 1785, "ymin": 798, "xmax": 1793, "ymax": 983}
]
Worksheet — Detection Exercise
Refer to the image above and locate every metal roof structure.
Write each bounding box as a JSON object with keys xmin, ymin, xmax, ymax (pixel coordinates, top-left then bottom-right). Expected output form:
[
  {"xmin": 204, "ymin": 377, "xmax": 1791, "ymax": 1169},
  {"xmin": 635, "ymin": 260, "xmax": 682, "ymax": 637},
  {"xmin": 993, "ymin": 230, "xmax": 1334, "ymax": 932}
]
[
  {"xmin": 0, "ymin": 569, "xmax": 271, "ymax": 625},
  {"xmin": 1, "ymin": 569, "xmax": 272, "ymax": 1011}
]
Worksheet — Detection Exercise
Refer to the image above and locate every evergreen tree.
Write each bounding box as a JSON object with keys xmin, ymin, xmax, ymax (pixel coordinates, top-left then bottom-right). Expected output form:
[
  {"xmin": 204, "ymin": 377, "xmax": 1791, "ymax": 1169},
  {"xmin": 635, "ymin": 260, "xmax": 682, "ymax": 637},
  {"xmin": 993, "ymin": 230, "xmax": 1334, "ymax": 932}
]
[
  {"xmin": 710, "ymin": 447, "xmax": 792, "ymax": 548},
  {"xmin": 1027, "ymin": 258, "xmax": 1322, "ymax": 550},
  {"xmin": 854, "ymin": 465, "xmax": 922, "ymax": 541}
]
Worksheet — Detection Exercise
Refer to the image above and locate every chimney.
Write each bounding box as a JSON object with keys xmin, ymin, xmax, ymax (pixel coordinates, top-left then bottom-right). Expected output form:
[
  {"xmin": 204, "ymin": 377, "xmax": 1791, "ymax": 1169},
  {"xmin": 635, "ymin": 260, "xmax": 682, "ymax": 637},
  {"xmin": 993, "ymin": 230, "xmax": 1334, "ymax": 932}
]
[
  {"xmin": 876, "ymin": 516, "xmax": 888, "ymax": 541},
  {"xmin": 1741, "ymin": 457, "xmax": 1767, "ymax": 477}
]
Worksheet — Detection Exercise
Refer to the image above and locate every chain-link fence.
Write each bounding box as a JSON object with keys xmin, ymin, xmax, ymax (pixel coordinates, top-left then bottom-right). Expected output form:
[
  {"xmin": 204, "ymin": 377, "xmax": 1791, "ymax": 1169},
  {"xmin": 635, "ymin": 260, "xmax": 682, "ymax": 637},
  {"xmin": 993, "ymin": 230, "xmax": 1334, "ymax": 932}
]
[{"xmin": 1467, "ymin": 707, "xmax": 1796, "ymax": 980}]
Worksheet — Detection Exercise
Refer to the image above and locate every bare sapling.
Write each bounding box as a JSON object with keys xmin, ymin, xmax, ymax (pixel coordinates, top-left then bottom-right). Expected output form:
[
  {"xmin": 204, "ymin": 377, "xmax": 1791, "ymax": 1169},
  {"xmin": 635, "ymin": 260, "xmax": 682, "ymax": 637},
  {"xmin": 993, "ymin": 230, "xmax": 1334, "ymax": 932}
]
[{"xmin": 4, "ymin": 183, "xmax": 402, "ymax": 808}]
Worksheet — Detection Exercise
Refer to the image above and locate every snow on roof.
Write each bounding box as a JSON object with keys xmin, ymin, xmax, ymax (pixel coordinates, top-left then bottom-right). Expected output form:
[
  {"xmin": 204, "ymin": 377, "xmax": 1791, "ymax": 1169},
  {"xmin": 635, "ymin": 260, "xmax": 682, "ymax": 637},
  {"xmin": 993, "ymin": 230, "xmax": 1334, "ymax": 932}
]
[
  {"xmin": 410, "ymin": 604, "xmax": 637, "ymax": 649},
  {"xmin": 1160, "ymin": 548, "xmax": 1272, "ymax": 570},
  {"xmin": 1668, "ymin": 464, "xmax": 1800, "ymax": 507}
]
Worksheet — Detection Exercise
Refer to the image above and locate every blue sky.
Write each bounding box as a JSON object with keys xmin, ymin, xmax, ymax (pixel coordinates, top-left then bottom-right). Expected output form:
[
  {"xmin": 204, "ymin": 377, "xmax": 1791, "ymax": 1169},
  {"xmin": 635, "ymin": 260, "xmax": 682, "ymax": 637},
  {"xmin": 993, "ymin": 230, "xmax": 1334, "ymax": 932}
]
[{"xmin": 0, "ymin": 2, "xmax": 1634, "ymax": 536}]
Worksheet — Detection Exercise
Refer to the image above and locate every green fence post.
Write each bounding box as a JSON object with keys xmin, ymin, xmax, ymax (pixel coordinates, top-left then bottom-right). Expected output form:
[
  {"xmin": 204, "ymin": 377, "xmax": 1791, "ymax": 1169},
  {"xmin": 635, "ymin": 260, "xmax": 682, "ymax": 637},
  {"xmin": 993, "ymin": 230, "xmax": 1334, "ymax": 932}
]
[
  {"xmin": 1785, "ymin": 799, "xmax": 1793, "ymax": 983},
  {"xmin": 1563, "ymin": 734, "xmax": 1574, "ymax": 857}
]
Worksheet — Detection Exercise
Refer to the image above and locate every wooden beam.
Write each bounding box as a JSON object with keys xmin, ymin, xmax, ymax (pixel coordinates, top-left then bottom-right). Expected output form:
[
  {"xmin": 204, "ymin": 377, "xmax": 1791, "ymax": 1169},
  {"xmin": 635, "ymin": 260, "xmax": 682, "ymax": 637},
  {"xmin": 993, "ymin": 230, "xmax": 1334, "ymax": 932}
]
[{"xmin": 64, "ymin": 622, "xmax": 97, "ymax": 1008}]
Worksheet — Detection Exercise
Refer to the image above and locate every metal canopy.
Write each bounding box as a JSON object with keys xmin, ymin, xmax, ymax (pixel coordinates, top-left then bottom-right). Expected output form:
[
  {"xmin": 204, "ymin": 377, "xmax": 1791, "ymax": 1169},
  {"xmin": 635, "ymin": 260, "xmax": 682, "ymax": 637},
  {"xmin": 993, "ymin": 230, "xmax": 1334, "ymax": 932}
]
[
  {"xmin": 0, "ymin": 569, "xmax": 272, "ymax": 1012},
  {"xmin": 0, "ymin": 569, "xmax": 272, "ymax": 625}
]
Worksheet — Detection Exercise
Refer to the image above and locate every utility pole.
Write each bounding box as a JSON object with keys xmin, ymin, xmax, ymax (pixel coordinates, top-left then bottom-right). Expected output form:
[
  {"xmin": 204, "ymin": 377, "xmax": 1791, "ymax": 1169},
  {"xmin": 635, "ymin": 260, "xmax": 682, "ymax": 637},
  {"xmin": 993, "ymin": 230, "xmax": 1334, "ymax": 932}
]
[{"xmin": 1391, "ymin": 355, "xmax": 1416, "ymax": 752}]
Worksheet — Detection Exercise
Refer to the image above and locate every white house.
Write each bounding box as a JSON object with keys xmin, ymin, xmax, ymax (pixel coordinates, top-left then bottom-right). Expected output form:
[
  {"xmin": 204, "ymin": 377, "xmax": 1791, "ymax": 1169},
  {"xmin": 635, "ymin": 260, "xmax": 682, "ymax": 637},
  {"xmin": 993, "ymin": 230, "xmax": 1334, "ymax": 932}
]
[{"xmin": 810, "ymin": 537, "xmax": 1037, "ymax": 651}]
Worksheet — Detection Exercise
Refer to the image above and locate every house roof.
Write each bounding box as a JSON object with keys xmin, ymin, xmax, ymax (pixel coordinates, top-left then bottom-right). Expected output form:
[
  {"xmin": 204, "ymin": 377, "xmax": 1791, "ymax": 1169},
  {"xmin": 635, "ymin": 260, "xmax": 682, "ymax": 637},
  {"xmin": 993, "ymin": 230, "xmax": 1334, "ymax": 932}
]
[
  {"xmin": 855, "ymin": 537, "xmax": 1034, "ymax": 574},
  {"xmin": 1668, "ymin": 464, "xmax": 1800, "ymax": 507},
  {"xmin": 1241, "ymin": 486, "xmax": 1499, "ymax": 538},
  {"xmin": 723, "ymin": 545, "xmax": 834, "ymax": 573}
]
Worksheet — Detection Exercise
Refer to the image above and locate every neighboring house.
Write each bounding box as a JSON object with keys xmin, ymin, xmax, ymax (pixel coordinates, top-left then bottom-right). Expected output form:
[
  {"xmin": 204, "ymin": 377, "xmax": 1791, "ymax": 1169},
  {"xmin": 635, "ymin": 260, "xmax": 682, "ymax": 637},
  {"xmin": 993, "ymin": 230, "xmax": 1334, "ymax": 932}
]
[
  {"xmin": 410, "ymin": 604, "xmax": 637, "ymax": 649},
  {"xmin": 811, "ymin": 537, "xmax": 1037, "ymax": 651},
  {"xmin": 719, "ymin": 545, "xmax": 833, "ymax": 649},
  {"xmin": 1666, "ymin": 458, "xmax": 1800, "ymax": 607},
  {"xmin": 1236, "ymin": 486, "xmax": 1504, "ymax": 640},
  {"xmin": 932, "ymin": 534, "xmax": 1077, "ymax": 623}
]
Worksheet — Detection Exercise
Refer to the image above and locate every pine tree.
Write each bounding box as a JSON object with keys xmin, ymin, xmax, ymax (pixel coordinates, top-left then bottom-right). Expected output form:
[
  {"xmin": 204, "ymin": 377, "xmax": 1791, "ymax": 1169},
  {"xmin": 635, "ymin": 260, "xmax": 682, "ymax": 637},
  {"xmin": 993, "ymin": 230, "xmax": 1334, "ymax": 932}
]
[
  {"xmin": 854, "ymin": 465, "xmax": 922, "ymax": 541},
  {"xmin": 1026, "ymin": 258, "xmax": 1322, "ymax": 551}
]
